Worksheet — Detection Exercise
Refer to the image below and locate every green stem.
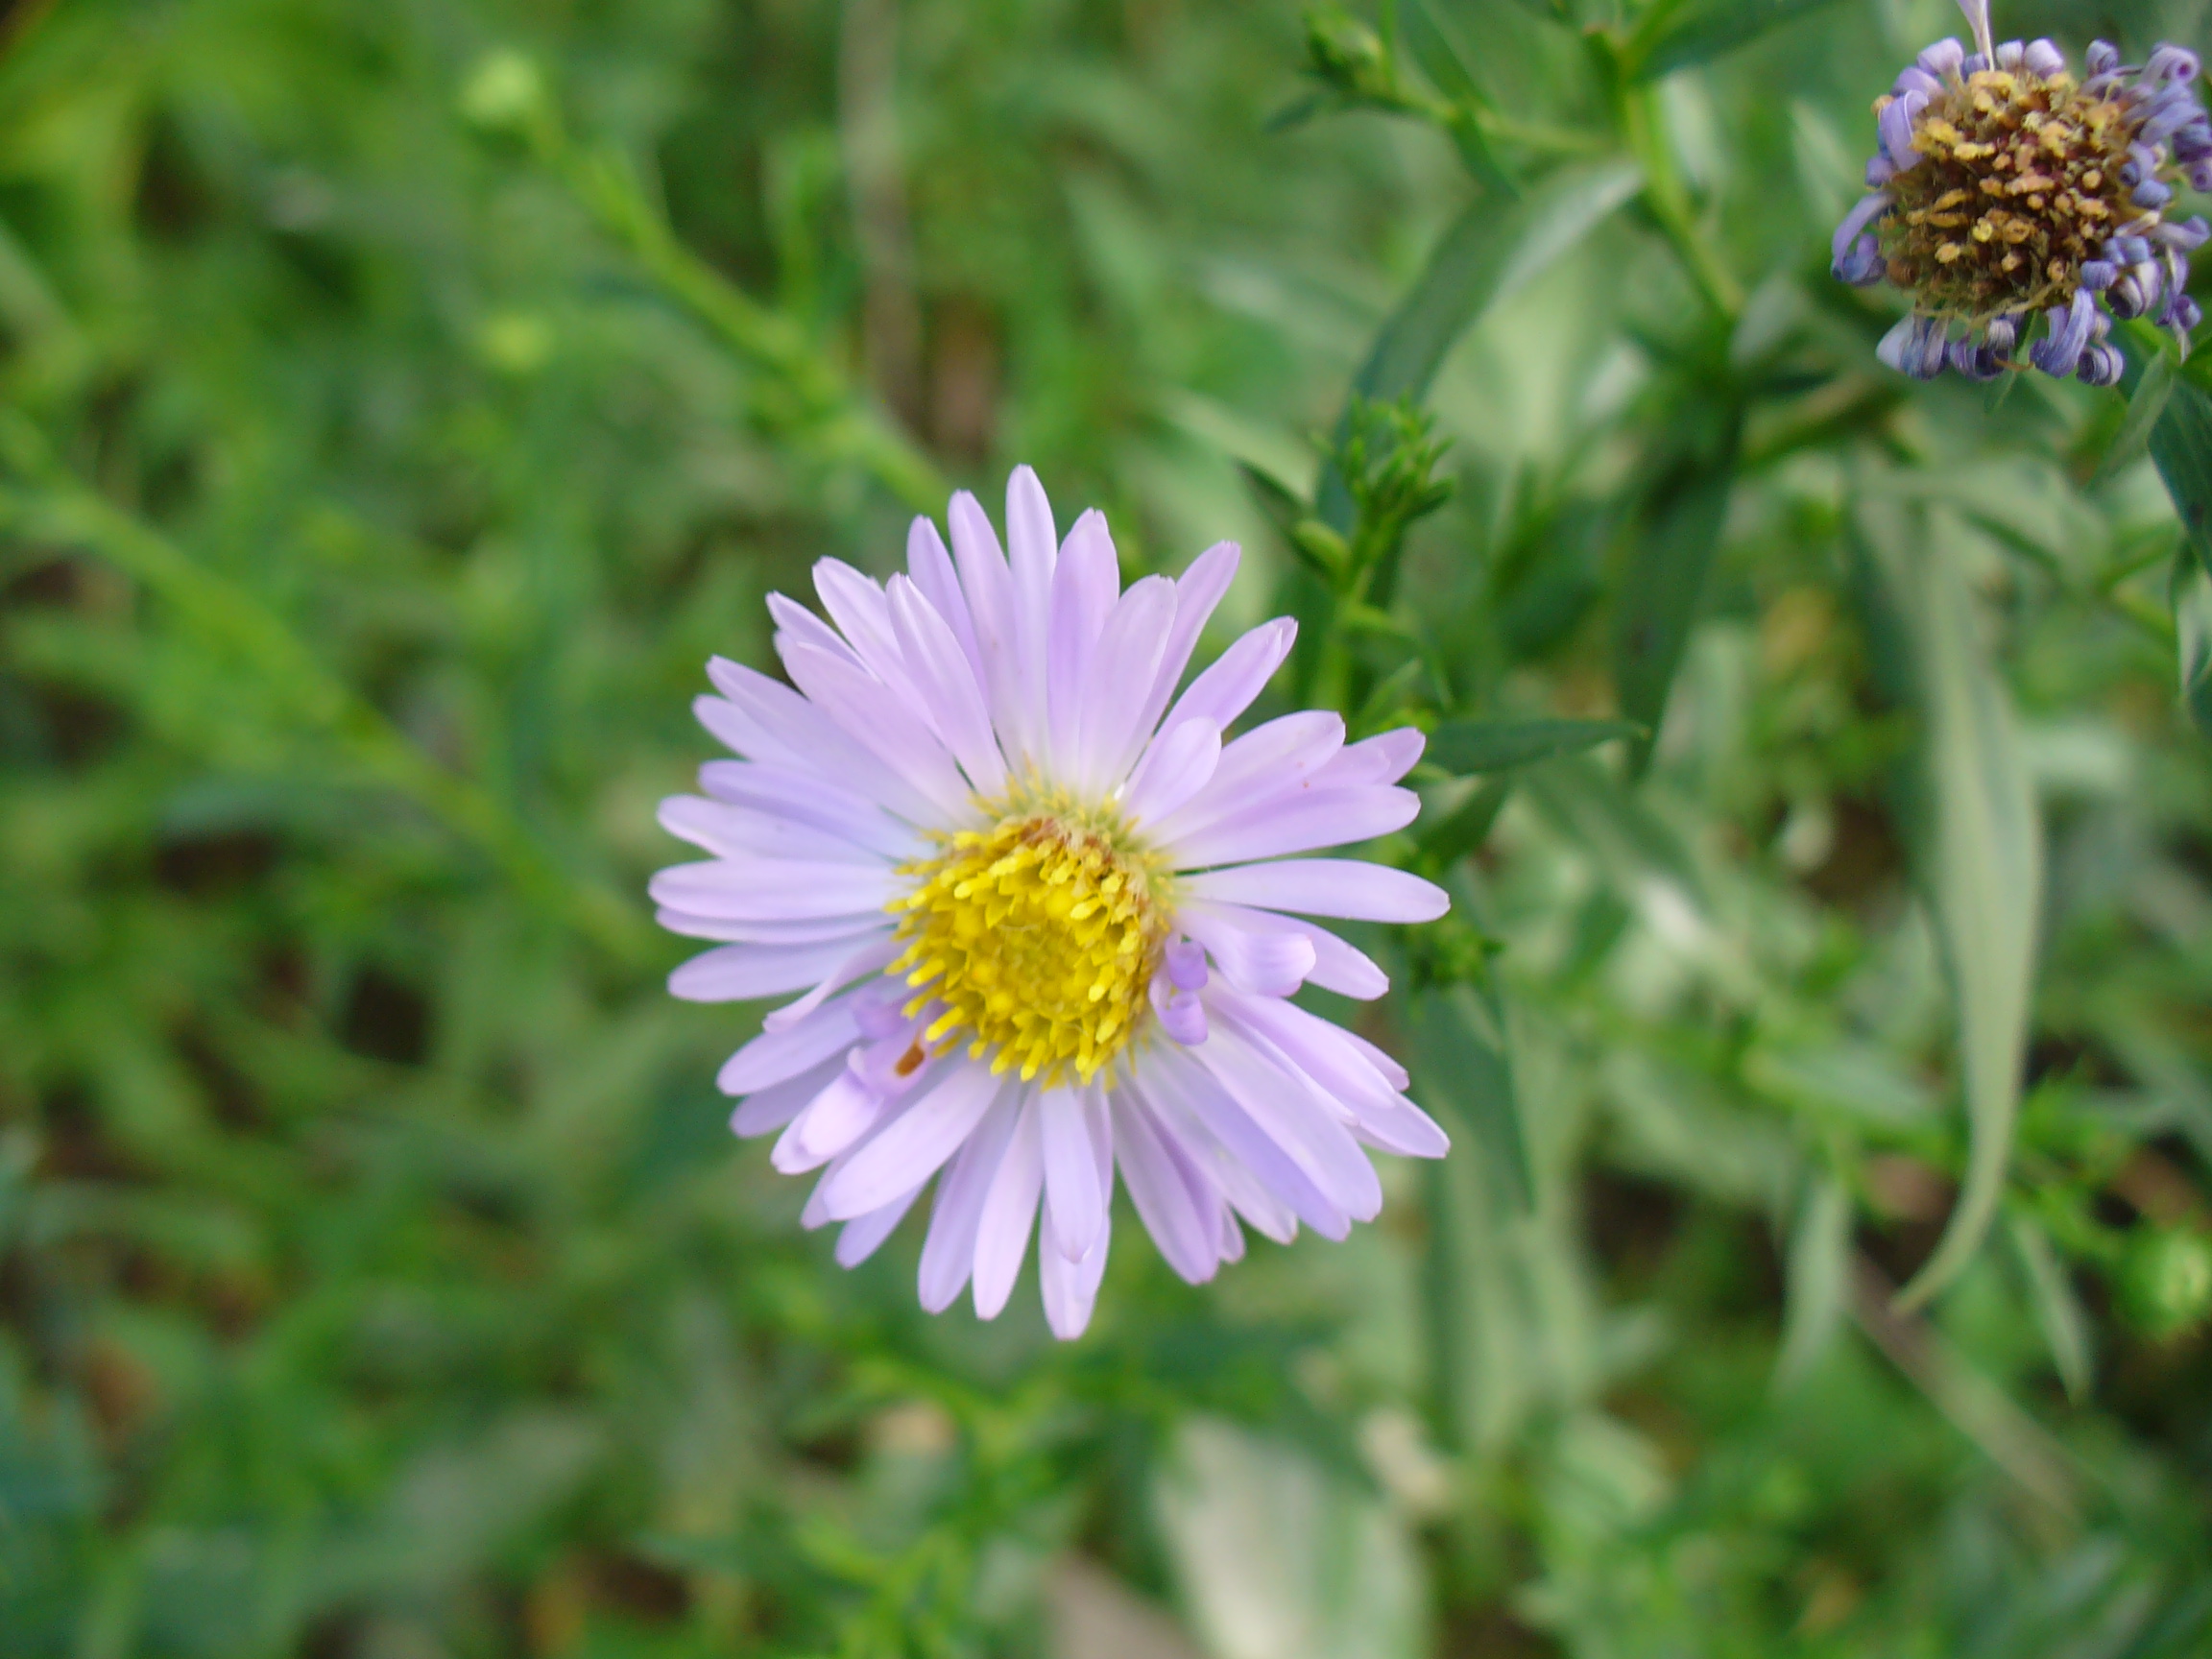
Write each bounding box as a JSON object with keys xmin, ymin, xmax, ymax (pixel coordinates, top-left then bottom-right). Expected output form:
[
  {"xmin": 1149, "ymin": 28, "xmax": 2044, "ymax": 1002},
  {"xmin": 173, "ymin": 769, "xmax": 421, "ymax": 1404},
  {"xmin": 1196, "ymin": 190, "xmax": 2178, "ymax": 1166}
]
[
  {"xmin": 1618, "ymin": 83, "xmax": 1741, "ymax": 320},
  {"xmin": 0, "ymin": 477, "xmax": 655, "ymax": 966},
  {"xmin": 545, "ymin": 136, "xmax": 946, "ymax": 515}
]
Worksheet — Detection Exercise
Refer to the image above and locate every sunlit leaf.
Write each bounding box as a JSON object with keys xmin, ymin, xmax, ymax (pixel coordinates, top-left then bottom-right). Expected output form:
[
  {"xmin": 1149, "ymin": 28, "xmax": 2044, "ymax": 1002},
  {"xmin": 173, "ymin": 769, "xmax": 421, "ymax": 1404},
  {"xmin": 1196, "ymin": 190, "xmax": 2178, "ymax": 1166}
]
[
  {"xmin": 1155, "ymin": 1418, "xmax": 1427, "ymax": 1659},
  {"xmin": 1852, "ymin": 493, "xmax": 2044, "ymax": 1310},
  {"xmin": 1523, "ymin": 753, "xmax": 1706, "ymax": 902},
  {"xmin": 2096, "ymin": 346, "xmax": 2176, "ymax": 485},
  {"xmin": 1317, "ymin": 160, "xmax": 1642, "ymax": 528},
  {"xmin": 1629, "ymin": 0, "xmax": 1852, "ymax": 80},
  {"xmin": 1775, "ymin": 1173, "xmax": 1851, "ymax": 1390},
  {"xmin": 1414, "ymin": 776, "xmax": 1513, "ymax": 868}
]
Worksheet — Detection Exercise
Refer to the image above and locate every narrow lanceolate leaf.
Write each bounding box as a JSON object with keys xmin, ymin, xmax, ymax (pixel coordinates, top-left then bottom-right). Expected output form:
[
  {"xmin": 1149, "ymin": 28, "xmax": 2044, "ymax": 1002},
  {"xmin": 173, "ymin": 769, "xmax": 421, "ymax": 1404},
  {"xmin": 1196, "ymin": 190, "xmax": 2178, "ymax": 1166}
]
[
  {"xmin": 2095, "ymin": 346, "xmax": 2176, "ymax": 485},
  {"xmin": 2008, "ymin": 1216, "xmax": 2093, "ymax": 1403},
  {"xmin": 1399, "ymin": 0, "xmax": 1514, "ymax": 195},
  {"xmin": 2177, "ymin": 554, "xmax": 2212, "ymax": 739},
  {"xmin": 1414, "ymin": 777, "xmax": 1513, "ymax": 870},
  {"xmin": 1614, "ymin": 417, "xmax": 1741, "ymax": 778},
  {"xmin": 1628, "ymin": 0, "xmax": 1851, "ymax": 80},
  {"xmin": 1852, "ymin": 493, "xmax": 2044, "ymax": 1311},
  {"xmin": 1408, "ymin": 986, "xmax": 1533, "ymax": 1213},
  {"xmin": 1316, "ymin": 161, "xmax": 1643, "ymax": 529},
  {"xmin": 1775, "ymin": 1174, "xmax": 1851, "ymax": 1391},
  {"xmin": 2148, "ymin": 372, "xmax": 2212, "ymax": 582},
  {"xmin": 1424, "ymin": 716, "xmax": 1642, "ymax": 778}
]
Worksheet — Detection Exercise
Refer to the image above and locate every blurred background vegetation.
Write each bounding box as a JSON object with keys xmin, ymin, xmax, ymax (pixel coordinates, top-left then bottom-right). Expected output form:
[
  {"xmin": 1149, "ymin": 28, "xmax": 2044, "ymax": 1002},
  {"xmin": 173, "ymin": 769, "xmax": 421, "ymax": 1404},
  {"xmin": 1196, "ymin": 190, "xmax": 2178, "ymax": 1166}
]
[{"xmin": 5, "ymin": 0, "xmax": 2212, "ymax": 1653}]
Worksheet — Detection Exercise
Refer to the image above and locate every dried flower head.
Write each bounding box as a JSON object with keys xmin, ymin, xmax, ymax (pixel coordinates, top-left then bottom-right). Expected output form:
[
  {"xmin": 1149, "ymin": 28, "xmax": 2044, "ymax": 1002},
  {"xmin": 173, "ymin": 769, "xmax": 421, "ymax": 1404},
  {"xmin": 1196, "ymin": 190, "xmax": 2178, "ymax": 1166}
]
[{"xmin": 1833, "ymin": 1, "xmax": 2209, "ymax": 384}]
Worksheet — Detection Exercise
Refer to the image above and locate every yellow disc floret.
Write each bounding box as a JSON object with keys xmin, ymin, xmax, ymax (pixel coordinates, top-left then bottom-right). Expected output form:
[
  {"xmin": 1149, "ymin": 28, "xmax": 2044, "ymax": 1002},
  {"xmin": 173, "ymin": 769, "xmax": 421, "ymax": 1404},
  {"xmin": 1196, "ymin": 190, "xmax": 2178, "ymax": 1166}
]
[{"xmin": 887, "ymin": 793, "xmax": 1169, "ymax": 1086}]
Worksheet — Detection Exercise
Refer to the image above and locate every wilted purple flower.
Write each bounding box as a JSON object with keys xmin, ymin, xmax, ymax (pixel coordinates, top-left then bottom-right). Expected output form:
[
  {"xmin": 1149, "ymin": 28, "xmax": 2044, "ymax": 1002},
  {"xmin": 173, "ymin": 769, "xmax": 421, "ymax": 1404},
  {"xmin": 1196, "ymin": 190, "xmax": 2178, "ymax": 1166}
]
[
  {"xmin": 652, "ymin": 469, "xmax": 1450, "ymax": 1338},
  {"xmin": 1833, "ymin": 0, "xmax": 2209, "ymax": 385}
]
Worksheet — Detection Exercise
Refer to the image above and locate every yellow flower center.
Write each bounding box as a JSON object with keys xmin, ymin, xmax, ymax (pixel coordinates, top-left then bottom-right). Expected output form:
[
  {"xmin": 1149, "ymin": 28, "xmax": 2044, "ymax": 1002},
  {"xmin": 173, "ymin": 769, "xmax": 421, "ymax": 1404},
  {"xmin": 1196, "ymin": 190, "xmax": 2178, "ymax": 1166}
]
[{"xmin": 887, "ymin": 794, "xmax": 1169, "ymax": 1086}]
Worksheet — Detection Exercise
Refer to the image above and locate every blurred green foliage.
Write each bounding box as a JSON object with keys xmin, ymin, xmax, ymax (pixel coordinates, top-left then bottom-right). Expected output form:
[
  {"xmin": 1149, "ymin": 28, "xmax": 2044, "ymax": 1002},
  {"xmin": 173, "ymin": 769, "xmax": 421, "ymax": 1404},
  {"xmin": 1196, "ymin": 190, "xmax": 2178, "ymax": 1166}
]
[{"xmin": 3, "ymin": 0, "xmax": 2212, "ymax": 1655}]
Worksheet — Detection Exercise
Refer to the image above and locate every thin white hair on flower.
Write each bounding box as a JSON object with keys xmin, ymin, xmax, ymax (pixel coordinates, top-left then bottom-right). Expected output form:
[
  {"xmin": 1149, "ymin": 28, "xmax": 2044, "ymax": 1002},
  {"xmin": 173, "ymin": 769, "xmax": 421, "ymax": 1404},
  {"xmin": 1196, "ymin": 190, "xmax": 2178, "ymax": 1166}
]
[
  {"xmin": 652, "ymin": 469, "xmax": 1451, "ymax": 1337},
  {"xmin": 1954, "ymin": 0, "xmax": 1994, "ymax": 64}
]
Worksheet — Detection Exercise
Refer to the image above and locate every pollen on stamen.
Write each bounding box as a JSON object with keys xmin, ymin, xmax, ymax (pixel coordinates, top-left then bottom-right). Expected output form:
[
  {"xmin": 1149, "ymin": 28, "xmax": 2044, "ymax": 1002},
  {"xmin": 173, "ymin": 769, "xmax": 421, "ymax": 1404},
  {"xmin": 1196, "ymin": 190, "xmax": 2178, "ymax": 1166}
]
[{"xmin": 885, "ymin": 792, "xmax": 1170, "ymax": 1087}]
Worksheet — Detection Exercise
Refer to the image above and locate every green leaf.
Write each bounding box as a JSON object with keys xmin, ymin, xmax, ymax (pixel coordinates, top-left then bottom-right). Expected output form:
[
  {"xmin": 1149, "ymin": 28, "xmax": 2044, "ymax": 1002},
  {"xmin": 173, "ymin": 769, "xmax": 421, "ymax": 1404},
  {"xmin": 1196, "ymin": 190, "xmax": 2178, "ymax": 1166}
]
[
  {"xmin": 1317, "ymin": 160, "xmax": 1643, "ymax": 529},
  {"xmin": 2148, "ymin": 371, "xmax": 2212, "ymax": 583},
  {"xmin": 1628, "ymin": 0, "xmax": 1851, "ymax": 80},
  {"xmin": 1399, "ymin": 0, "xmax": 1515, "ymax": 193},
  {"xmin": 1156, "ymin": 1418, "xmax": 1428, "ymax": 1659},
  {"xmin": 1399, "ymin": 0, "xmax": 1495, "ymax": 113},
  {"xmin": 1424, "ymin": 716, "xmax": 1642, "ymax": 776},
  {"xmin": 1851, "ymin": 493, "xmax": 2044, "ymax": 1311},
  {"xmin": 1409, "ymin": 986, "xmax": 1533, "ymax": 1214},
  {"xmin": 1415, "ymin": 777, "xmax": 1513, "ymax": 868},
  {"xmin": 1613, "ymin": 420, "xmax": 1741, "ymax": 779},
  {"xmin": 2008, "ymin": 1216, "xmax": 2092, "ymax": 1403},
  {"xmin": 1775, "ymin": 1174, "xmax": 1851, "ymax": 1391},
  {"xmin": 1523, "ymin": 752, "xmax": 1706, "ymax": 902},
  {"xmin": 2096, "ymin": 346, "xmax": 2176, "ymax": 485},
  {"xmin": 2177, "ymin": 553, "xmax": 2212, "ymax": 739}
]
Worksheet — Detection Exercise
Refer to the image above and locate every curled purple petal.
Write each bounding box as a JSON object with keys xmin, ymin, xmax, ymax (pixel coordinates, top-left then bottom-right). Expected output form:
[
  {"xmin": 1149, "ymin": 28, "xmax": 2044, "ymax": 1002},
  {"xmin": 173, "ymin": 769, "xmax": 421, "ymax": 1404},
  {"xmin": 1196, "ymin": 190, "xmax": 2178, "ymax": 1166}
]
[
  {"xmin": 2078, "ymin": 344, "xmax": 2126, "ymax": 387},
  {"xmin": 1918, "ymin": 37, "xmax": 1964, "ymax": 80},
  {"xmin": 1947, "ymin": 337, "xmax": 2004, "ymax": 381},
  {"xmin": 1832, "ymin": 192, "xmax": 1893, "ymax": 284},
  {"xmin": 1879, "ymin": 93, "xmax": 1926, "ymax": 171},
  {"xmin": 1878, "ymin": 314, "xmax": 1948, "ymax": 380},
  {"xmin": 2148, "ymin": 45, "xmax": 2201, "ymax": 85},
  {"xmin": 1164, "ymin": 938, "xmax": 1208, "ymax": 991},
  {"xmin": 2023, "ymin": 38, "xmax": 2064, "ymax": 78},
  {"xmin": 2142, "ymin": 99, "xmax": 2200, "ymax": 148},
  {"xmin": 2029, "ymin": 292, "xmax": 2096, "ymax": 377}
]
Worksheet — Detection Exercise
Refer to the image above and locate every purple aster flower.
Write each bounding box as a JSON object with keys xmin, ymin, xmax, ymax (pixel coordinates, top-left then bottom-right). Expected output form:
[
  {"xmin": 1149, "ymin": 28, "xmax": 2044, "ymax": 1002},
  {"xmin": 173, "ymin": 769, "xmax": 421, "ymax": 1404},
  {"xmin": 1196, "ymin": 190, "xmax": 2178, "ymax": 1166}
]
[
  {"xmin": 1833, "ymin": 0, "xmax": 2210, "ymax": 382},
  {"xmin": 652, "ymin": 468, "xmax": 1451, "ymax": 1338}
]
